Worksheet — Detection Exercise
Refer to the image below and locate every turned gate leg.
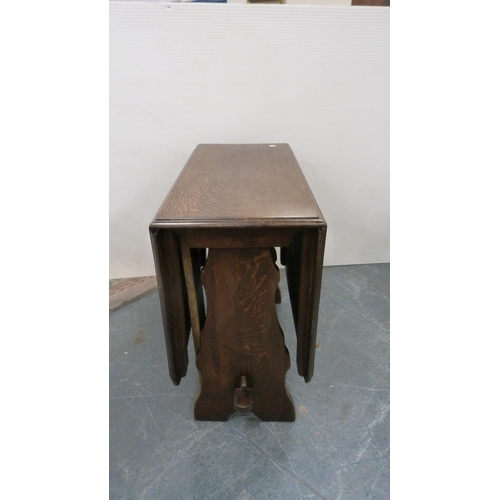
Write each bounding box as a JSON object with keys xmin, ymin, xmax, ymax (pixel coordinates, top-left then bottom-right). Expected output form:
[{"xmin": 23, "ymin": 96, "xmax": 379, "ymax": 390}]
[{"xmin": 194, "ymin": 247, "xmax": 295, "ymax": 422}]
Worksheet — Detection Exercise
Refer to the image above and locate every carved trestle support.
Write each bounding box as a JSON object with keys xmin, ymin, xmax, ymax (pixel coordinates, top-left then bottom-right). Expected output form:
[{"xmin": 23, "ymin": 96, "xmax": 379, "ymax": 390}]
[{"xmin": 193, "ymin": 247, "xmax": 295, "ymax": 422}]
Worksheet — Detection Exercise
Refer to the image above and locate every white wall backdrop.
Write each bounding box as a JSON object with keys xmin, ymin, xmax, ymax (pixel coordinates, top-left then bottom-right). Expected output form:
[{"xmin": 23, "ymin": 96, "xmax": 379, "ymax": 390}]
[{"xmin": 110, "ymin": 2, "xmax": 389, "ymax": 278}]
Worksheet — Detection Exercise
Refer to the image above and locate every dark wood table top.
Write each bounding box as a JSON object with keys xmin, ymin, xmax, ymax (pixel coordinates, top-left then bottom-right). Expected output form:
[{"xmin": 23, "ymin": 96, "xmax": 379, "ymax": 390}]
[{"xmin": 152, "ymin": 144, "xmax": 325, "ymax": 227}]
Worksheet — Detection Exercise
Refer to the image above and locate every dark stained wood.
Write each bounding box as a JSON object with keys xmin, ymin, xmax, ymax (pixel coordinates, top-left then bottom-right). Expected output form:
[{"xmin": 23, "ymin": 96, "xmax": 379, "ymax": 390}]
[
  {"xmin": 149, "ymin": 229, "xmax": 190, "ymax": 385},
  {"xmin": 191, "ymin": 248, "xmax": 206, "ymax": 349},
  {"xmin": 149, "ymin": 144, "xmax": 327, "ymax": 420},
  {"xmin": 154, "ymin": 144, "xmax": 323, "ymax": 223},
  {"xmin": 296, "ymin": 228, "xmax": 326, "ymax": 381},
  {"xmin": 352, "ymin": 0, "xmax": 389, "ymax": 5},
  {"xmin": 234, "ymin": 376, "xmax": 253, "ymax": 414},
  {"xmin": 194, "ymin": 248, "xmax": 295, "ymax": 421},
  {"xmin": 285, "ymin": 228, "xmax": 327, "ymax": 381},
  {"xmin": 271, "ymin": 247, "xmax": 282, "ymax": 304},
  {"xmin": 179, "ymin": 226, "xmax": 302, "ymax": 249}
]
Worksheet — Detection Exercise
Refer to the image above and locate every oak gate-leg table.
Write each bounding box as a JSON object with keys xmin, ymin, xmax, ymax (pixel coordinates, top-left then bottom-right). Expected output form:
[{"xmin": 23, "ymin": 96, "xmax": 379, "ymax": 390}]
[{"xmin": 149, "ymin": 144, "xmax": 326, "ymax": 422}]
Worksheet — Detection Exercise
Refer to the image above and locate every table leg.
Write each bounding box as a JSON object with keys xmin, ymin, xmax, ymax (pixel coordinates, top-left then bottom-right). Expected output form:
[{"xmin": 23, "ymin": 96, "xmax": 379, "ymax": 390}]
[
  {"xmin": 180, "ymin": 241, "xmax": 206, "ymax": 353},
  {"xmin": 194, "ymin": 247, "xmax": 295, "ymax": 421}
]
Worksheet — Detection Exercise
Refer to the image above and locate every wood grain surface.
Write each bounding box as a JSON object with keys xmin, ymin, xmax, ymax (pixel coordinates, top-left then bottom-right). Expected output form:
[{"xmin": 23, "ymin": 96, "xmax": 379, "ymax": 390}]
[
  {"xmin": 149, "ymin": 229, "xmax": 191, "ymax": 385},
  {"xmin": 194, "ymin": 248, "xmax": 295, "ymax": 421},
  {"xmin": 153, "ymin": 144, "xmax": 324, "ymax": 224}
]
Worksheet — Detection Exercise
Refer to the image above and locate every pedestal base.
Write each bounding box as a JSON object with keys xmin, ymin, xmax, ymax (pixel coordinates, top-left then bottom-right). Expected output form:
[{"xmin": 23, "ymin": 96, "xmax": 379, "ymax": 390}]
[{"xmin": 194, "ymin": 248, "xmax": 295, "ymax": 422}]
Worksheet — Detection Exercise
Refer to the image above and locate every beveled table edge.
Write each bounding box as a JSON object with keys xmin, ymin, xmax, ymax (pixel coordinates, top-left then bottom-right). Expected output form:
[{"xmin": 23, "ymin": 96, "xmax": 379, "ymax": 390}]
[{"xmin": 149, "ymin": 217, "xmax": 327, "ymax": 231}]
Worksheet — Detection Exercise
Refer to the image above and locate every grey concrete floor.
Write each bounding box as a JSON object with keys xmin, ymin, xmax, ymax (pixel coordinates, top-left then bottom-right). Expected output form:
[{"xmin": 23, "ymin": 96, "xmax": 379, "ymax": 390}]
[{"xmin": 110, "ymin": 264, "xmax": 390, "ymax": 500}]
